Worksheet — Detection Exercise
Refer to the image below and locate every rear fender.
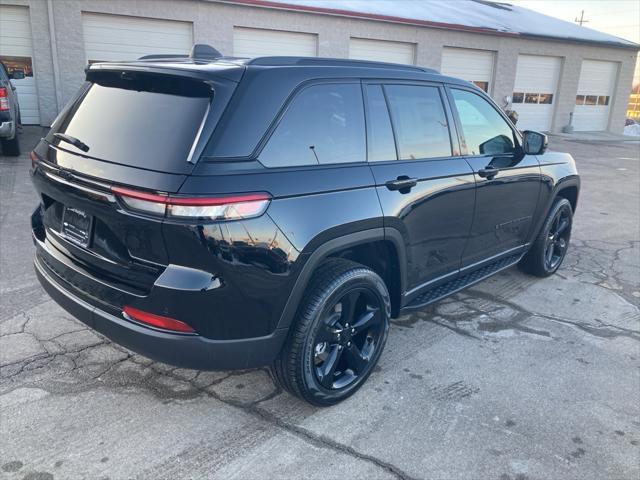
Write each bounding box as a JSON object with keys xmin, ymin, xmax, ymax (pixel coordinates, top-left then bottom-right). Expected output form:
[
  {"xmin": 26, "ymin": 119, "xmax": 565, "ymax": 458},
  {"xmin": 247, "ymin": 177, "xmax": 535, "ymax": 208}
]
[{"xmin": 276, "ymin": 228, "xmax": 407, "ymax": 330}]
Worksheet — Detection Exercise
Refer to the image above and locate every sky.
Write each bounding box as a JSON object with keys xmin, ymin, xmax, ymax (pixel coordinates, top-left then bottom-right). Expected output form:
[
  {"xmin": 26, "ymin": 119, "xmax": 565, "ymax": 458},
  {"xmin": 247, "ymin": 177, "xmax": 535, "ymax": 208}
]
[{"xmin": 510, "ymin": 0, "xmax": 640, "ymax": 83}]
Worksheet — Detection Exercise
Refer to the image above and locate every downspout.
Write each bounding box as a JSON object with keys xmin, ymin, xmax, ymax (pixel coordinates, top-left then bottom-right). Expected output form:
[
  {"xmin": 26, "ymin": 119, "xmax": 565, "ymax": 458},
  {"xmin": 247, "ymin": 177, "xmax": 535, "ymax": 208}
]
[{"xmin": 47, "ymin": 0, "xmax": 63, "ymax": 116}]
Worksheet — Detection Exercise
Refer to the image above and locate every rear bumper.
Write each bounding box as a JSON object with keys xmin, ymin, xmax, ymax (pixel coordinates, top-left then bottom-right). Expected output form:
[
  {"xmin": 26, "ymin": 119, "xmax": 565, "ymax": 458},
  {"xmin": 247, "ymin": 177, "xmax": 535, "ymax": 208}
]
[
  {"xmin": 35, "ymin": 255, "xmax": 288, "ymax": 371},
  {"xmin": 0, "ymin": 120, "xmax": 15, "ymax": 138}
]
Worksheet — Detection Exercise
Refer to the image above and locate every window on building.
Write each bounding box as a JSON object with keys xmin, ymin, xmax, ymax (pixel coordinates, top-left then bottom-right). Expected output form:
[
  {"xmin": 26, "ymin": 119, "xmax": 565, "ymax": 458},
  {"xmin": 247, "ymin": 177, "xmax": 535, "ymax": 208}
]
[
  {"xmin": 473, "ymin": 81, "xmax": 489, "ymax": 92},
  {"xmin": 259, "ymin": 83, "xmax": 366, "ymax": 167},
  {"xmin": 539, "ymin": 93, "xmax": 554, "ymax": 104},
  {"xmin": 514, "ymin": 92, "xmax": 554, "ymax": 105},
  {"xmin": 365, "ymin": 85, "xmax": 397, "ymax": 162},
  {"xmin": 451, "ymin": 88, "xmax": 515, "ymax": 156},
  {"xmin": 576, "ymin": 95, "xmax": 586, "ymax": 105},
  {"xmin": 384, "ymin": 84, "xmax": 452, "ymax": 160},
  {"xmin": 525, "ymin": 93, "xmax": 539, "ymax": 104},
  {"xmin": 585, "ymin": 95, "xmax": 598, "ymax": 106},
  {"xmin": 597, "ymin": 96, "xmax": 610, "ymax": 106}
]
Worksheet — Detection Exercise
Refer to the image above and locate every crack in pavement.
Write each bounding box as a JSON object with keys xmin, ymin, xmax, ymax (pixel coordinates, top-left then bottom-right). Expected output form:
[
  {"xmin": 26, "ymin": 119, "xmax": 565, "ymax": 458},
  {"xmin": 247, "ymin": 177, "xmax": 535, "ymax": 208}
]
[
  {"xmin": 2, "ymin": 353, "xmax": 417, "ymax": 480},
  {"xmin": 465, "ymin": 288, "xmax": 640, "ymax": 342}
]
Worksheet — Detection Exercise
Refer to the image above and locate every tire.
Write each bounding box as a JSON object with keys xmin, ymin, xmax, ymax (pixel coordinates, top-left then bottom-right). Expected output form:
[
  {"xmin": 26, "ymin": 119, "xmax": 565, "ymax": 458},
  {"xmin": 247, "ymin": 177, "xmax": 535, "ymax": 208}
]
[
  {"xmin": 519, "ymin": 197, "xmax": 573, "ymax": 277},
  {"xmin": 1, "ymin": 131, "xmax": 20, "ymax": 157},
  {"xmin": 272, "ymin": 258, "xmax": 391, "ymax": 406}
]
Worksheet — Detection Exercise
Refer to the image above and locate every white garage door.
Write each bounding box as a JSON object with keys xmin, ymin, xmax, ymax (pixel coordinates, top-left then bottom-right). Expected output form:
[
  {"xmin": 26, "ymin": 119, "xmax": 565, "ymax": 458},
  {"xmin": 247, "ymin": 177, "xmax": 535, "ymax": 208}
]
[
  {"xmin": 441, "ymin": 47, "xmax": 494, "ymax": 93},
  {"xmin": 82, "ymin": 13, "xmax": 193, "ymax": 63},
  {"xmin": 233, "ymin": 27, "xmax": 317, "ymax": 58},
  {"xmin": 349, "ymin": 38, "xmax": 415, "ymax": 65},
  {"xmin": 512, "ymin": 55, "xmax": 561, "ymax": 132},
  {"xmin": 573, "ymin": 60, "xmax": 618, "ymax": 131},
  {"xmin": 0, "ymin": 5, "xmax": 40, "ymax": 124}
]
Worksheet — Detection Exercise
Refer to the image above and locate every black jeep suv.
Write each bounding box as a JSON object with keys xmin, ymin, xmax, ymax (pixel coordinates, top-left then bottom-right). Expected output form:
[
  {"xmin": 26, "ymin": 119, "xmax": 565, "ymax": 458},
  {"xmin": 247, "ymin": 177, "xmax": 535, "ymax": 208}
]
[{"xmin": 31, "ymin": 46, "xmax": 579, "ymax": 405}]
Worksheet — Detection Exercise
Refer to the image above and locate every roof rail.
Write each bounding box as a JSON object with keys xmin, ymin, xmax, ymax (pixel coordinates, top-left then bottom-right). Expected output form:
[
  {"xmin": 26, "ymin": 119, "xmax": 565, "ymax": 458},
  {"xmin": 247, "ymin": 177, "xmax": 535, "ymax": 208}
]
[
  {"xmin": 137, "ymin": 54, "xmax": 189, "ymax": 60},
  {"xmin": 137, "ymin": 44, "xmax": 223, "ymax": 61},
  {"xmin": 247, "ymin": 56, "xmax": 438, "ymax": 73}
]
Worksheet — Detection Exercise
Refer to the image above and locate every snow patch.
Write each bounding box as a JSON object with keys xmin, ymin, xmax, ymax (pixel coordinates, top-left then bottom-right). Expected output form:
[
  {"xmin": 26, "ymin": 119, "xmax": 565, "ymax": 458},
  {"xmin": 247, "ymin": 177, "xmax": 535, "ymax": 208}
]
[
  {"xmin": 263, "ymin": 0, "xmax": 638, "ymax": 48},
  {"xmin": 623, "ymin": 123, "xmax": 640, "ymax": 137}
]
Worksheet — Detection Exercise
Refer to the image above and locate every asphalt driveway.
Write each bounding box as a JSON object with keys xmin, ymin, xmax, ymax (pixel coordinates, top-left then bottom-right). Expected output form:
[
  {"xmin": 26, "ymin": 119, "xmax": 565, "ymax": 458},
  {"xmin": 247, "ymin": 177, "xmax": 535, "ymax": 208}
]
[{"xmin": 1, "ymin": 128, "xmax": 638, "ymax": 480}]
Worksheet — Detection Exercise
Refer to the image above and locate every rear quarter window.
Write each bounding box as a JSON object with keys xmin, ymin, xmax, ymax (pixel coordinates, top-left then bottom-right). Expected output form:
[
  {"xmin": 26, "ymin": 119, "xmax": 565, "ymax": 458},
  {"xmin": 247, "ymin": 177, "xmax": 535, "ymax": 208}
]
[{"xmin": 258, "ymin": 83, "xmax": 366, "ymax": 168}]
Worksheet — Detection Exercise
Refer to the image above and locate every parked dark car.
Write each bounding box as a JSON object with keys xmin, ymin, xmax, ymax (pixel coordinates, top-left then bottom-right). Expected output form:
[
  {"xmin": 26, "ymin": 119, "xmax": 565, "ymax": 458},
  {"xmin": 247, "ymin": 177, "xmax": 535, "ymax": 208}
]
[
  {"xmin": 0, "ymin": 61, "xmax": 23, "ymax": 156},
  {"xmin": 30, "ymin": 45, "xmax": 579, "ymax": 405}
]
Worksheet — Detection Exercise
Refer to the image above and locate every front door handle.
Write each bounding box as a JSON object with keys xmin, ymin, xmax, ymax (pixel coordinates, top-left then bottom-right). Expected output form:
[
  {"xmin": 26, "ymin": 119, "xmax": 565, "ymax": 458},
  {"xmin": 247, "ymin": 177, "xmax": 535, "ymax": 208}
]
[
  {"xmin": 385, "ymin": 176, "xmax": 418, "ymax": 192},
  {"xmin": 478, "ymin": 166, "xmax": 499, "ymax": 180}
]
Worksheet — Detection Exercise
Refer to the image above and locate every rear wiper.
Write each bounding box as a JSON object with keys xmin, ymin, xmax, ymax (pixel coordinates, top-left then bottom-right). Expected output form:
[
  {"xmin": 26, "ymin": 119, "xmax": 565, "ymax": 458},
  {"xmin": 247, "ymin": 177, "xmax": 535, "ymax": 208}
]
[{"xmin": 53, "ymin": 133, "xmax": 90, "ymax": 153}]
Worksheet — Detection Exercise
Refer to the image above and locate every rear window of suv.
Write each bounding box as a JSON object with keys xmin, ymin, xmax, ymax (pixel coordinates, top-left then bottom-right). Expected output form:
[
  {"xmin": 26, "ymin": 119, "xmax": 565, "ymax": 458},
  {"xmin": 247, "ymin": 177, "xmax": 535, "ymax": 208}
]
[{"xmin": 51, "ymin": 71, "xmax": 211, "ymax": 173}]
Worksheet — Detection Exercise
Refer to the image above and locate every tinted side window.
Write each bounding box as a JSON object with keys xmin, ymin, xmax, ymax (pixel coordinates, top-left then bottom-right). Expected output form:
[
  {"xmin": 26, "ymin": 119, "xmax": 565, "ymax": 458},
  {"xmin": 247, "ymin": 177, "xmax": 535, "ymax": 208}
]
[
  {"xmin": 451, "ymin": 89, "xmax": 515, "ymax": 156},
  {"xmin": 365, "ymin": 85, "xmax": 397, "ymax": 162},
  {"xmin": 385, "ymin": 85, "xmax": 452, "ymax": 160},
  {"xmin": 259, "ymin": 83, "xmax": 366, "ymax": 167}
]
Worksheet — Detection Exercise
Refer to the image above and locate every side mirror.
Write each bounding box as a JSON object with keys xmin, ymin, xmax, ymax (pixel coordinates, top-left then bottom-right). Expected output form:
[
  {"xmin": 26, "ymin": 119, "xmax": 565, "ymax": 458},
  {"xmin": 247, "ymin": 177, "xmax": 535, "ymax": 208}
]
[
  {"xmin": 10, "ymin": 70, "xmax": 25, "ymax": 80},
  {"xmin": 522, "ymin": 130, "xmax": 548, "ymax": 155}
]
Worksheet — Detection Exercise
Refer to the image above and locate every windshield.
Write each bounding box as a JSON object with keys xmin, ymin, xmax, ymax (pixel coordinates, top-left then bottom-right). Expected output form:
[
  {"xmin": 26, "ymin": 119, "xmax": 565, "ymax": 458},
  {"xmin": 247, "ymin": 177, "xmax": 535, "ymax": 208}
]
[{"xmin": 52, "ymin": 71, "xmax": 211, "ymax": 173}]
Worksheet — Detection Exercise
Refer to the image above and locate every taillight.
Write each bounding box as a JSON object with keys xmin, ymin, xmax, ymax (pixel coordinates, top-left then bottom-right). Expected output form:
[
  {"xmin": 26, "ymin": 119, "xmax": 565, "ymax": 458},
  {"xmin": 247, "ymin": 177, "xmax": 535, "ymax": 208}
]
[
  {"xmin": 0, "ymin": 88, "xmax": 9, "ymax": 111},
  {"xmin": 112, "ymin": 186, "xmax": 271, "ymax": 221},
  {"xmin": 30, "ymin": 151, "xmax": 39, "ymax": 170},
  {"xmin": 123, "ymin": 305, "xmax": 195, "ymax": 333}
]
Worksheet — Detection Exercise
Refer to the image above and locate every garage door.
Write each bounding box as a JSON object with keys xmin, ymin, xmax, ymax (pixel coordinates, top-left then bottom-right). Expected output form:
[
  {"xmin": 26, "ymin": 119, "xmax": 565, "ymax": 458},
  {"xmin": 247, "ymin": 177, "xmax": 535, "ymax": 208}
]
[
  {"xmin": 349, "ymin": 38, "xmax": 415, "ymax": 65},
  {"xmin": 441, "ymin": 47, "xmax": 494, "ymax": 93},
  {"xmin": 82, "ymin": 13, "xmax": 193, "ymax": 63},
  {"xmin": 511, "ymin": 55, "xmax": 561, "ymax": 132},
  {"xmin": 0, "ymin": 5, "xmax": 40, "ymax": 124},
  {"xmin": 233, "ymin": 27, "xmax": 317, "ymax": 58},
  {"xmin": 573, "ymin": 60, "xmax": 618, "ymax": 131}
]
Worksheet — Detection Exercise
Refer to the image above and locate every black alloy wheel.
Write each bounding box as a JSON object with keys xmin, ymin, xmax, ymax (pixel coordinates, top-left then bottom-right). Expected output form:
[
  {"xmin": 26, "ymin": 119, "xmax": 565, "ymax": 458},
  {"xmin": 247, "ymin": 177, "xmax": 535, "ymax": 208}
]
[
  {"xmin": 544, "ymin": 207, "xmax": 571, "ymax": 271},
  {"xmin": 519, "ymin": 197, "xmax": 573, "ymax": 277},
  {"xmin": 272, "ymin": 258, "xmax": 390, "ymax": 406},
  {"xmin": 312, "ymin": 287, "xmax": 384, "ymax": 390}
]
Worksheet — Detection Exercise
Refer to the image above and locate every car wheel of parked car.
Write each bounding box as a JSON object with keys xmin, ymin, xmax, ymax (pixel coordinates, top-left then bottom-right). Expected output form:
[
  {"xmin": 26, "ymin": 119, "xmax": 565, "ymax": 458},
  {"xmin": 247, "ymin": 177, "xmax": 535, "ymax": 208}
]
[
  {"xmin": 519, "ymin": 197, "xmax": 573, "ymax": 277},
  {"xmin": 1, "ymin": 126, "xmax": 21, "ymax": 157},
  {"xmin": 272, "ymin": 258, "xmax": 390, "ymax": 406}
]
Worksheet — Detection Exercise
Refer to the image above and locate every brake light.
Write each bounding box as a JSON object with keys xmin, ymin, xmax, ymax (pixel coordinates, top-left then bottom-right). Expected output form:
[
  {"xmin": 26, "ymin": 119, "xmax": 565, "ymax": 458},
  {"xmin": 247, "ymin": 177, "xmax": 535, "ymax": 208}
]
[
  {"xmin": 111, "ymin": 186, "xmax": 271, "ymax": 221},
  {"xmin": 123, "ymin": 306, "xmax": 195, "ymax": 333},
  {"xmin": 0, "ymin": 88, "xmax": 8, "ymax": 111},
  {"xmin": 30, "ymin": 151, "xmax": 40, "ymax": 170}
]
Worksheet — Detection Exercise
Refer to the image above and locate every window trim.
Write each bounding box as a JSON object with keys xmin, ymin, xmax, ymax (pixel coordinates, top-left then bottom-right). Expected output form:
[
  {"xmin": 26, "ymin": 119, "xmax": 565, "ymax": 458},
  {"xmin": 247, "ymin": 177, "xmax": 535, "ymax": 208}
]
[
  {"xmin": 361, "ymin": 79, "xmax": 461, "ymax": 165},
  {"xmin": 444, "ymin": 85, "xmax": 522, "ymax": 158},
  {"xmin": 254, "ymin": 78, "xmax": 367, "ymax": 169}
]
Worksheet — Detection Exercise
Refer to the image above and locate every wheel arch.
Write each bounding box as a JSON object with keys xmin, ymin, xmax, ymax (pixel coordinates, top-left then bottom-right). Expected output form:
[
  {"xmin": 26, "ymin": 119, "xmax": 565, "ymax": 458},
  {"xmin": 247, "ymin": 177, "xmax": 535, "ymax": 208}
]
[
  {"xmin": 529, "ymin": 175, "xmax": 580, "ymax": 245},
  {"xmin": 276, "ymin": 228, "xmax": 407, "ymax": 330},
  {"xmin": 556, "ymin": 183, "xmax": 579, "ymax": 213}
]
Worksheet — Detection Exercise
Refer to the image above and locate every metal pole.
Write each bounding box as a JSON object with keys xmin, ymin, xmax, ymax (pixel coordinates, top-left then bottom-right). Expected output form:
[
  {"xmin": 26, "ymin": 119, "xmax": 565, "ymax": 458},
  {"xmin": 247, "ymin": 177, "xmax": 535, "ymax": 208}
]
[{"xmin": 47, "ymin": 0, "xmax": 63, "ymax": 116}]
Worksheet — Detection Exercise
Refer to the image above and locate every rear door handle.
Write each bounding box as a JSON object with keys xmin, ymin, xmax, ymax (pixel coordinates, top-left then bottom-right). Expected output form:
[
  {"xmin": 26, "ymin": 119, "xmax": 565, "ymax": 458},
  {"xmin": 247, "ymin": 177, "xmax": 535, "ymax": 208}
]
[
  {"xmin": 385, "ymin": 176, "xmax": 418, "ymax": 192},
  {"xmin": 478, "ymin": 166, "xmax": 499, "ymax": 179}
]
